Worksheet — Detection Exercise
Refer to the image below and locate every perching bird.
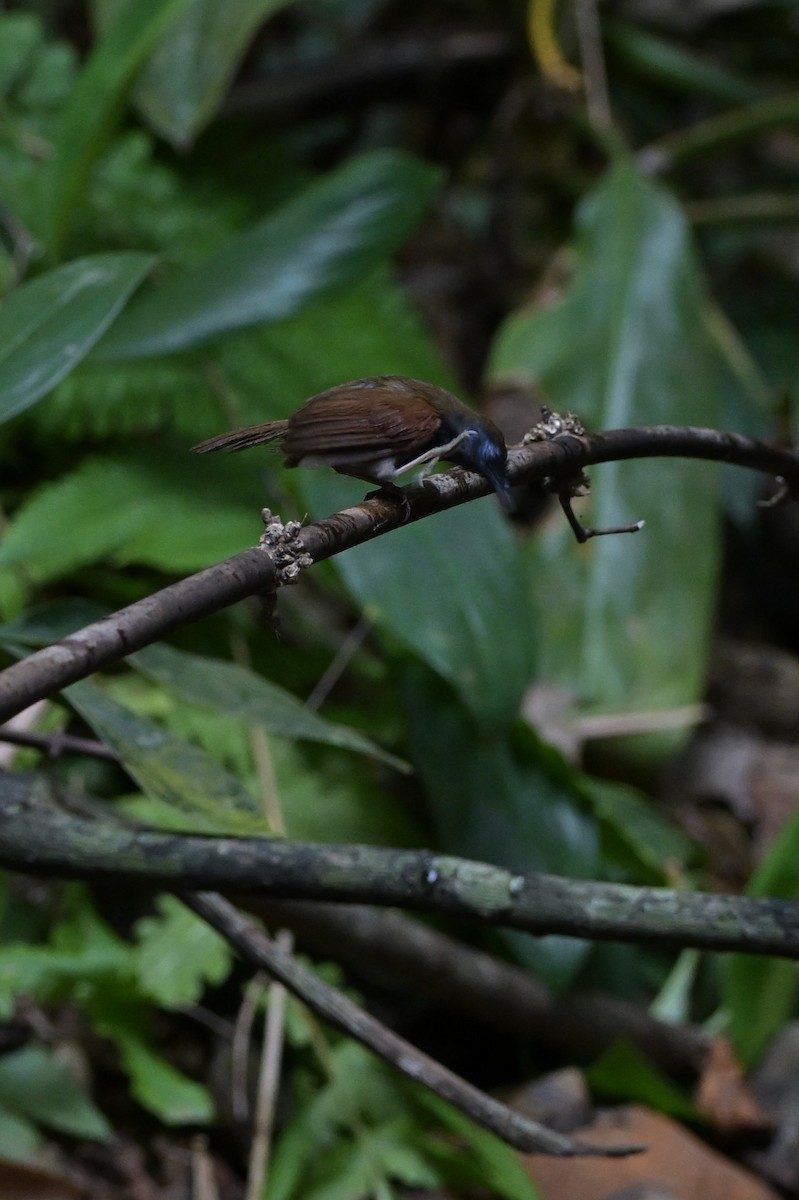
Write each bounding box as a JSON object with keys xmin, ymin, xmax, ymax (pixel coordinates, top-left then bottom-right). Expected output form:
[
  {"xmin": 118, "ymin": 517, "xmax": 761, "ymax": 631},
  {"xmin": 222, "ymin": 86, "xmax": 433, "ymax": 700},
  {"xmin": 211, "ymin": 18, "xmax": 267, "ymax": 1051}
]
[{"xmin": 193, "ymin": 375, "xmax": 513, "ymax": 510}]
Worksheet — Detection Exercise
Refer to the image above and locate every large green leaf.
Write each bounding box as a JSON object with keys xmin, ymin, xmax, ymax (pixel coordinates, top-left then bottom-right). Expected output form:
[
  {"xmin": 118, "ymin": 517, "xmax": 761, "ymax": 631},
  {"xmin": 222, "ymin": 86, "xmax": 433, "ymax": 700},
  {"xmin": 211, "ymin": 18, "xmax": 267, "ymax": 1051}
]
[
  {"xmin": 302, "ymin": 474, "xmax": 535, "ymax": 732},
  {"xmin": 95, "ymin": 150, "xmax": 441, "ymax": 360},
  {"xmin": 91, "ymin": 994, "xmax": 214, "ymax": 1124},
  {"xmin": 0, "ymin": 450, "xmax": 260, "ymax": 584},
  {"xmin": 131, "ymin": 641, "xmax": 408, "ymax": 771},
  {"xmin": 491, "ymin": 158, "xmax": 721, "ymax": 713},
  {"xmin": 403, "ymin": 668, "xmax": 598, "ymax": 989},
  {"xmin": 0, "ymin": 1044, "xmax": 112, "ymax": 1141},
  {"xmin": 0, "ymin": 254, "xmax": 153, "ymax": 424},
  {"xmin": 42, "ymin": 0, "xmax": 189, "ymax": 251},
  {"xmin": 97, "ymin": 0, "xmax": 295, "ymax": 147},
  {"xmin": 66, "ymin": 679, "xmax": 268, "ymax": 835},
  {"xmin": 723, "ymin": 808, "xmax": 799, "ymax": 1064}
]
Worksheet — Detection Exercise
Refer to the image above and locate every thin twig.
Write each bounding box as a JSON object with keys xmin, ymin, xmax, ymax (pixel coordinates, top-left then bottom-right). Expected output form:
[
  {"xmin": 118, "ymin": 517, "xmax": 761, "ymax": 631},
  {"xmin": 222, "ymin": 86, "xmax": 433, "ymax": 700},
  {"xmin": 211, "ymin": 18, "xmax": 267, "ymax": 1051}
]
[
  {"xmin": 245, "ymin": 929, "xmax": 294, "ymax": 1200},
  {"xmin": 231, "ymin": 973, "xmax": 267, "ymax": 1125},
  {"xmin": 230, "ymin": 632, "xmax": 293, "ymax": 1198},
  {"xmin": 0, "ymin": 724, "xmax": 119, "ymax": 761},
  {"xmin": 575, "ymin": 703, "xmax": 710, "ymax": 740},
  {"xmin": 575, "ymin": 0, "xmax": 613, "ymax": 132},
  {"xmin": 190, "ymin": 1134, "xmax": 219, "ymax": 1200},
  {"xmin": 184, "ymin": 891, "xmax": 644, "ymax": 1158},
  {"xmin": 306, "ymin": 618, "xmax": 370, "ymax": 712}
]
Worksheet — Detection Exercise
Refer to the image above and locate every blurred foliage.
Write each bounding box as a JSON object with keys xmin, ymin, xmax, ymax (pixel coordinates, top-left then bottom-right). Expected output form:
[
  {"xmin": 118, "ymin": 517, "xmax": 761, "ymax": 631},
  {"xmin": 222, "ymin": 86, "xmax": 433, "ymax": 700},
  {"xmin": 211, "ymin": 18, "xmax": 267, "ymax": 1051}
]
[{"xmin": 1, "ymin": 0, "xmax": 799, "ymax": 1192}]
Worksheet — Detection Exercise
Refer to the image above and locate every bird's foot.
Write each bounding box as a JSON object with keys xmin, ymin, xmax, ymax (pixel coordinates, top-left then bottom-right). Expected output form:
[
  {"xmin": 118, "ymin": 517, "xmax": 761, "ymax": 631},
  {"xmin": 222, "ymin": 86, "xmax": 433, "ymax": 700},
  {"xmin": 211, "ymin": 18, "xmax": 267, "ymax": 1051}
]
[{"xmin": 363, "ymin": 483, "xmax": 412, "ymax": 522}]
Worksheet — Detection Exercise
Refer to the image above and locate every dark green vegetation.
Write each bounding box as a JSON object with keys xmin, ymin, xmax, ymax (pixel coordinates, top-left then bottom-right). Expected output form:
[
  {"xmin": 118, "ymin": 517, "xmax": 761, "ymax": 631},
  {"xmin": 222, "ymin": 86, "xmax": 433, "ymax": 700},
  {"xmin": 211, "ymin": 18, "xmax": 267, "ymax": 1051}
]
[{"xmin": 2, "ymin": 1, "xmax": 799, "ymax": 1195}]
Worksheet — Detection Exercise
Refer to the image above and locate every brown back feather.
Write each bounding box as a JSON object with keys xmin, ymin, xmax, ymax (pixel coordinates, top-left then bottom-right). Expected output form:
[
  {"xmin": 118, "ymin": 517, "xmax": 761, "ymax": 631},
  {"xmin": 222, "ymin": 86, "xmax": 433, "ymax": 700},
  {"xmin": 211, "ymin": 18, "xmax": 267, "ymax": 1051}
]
[{"xmin": 283, "ymin": 380, "xmax": 441, "ymax": 460}]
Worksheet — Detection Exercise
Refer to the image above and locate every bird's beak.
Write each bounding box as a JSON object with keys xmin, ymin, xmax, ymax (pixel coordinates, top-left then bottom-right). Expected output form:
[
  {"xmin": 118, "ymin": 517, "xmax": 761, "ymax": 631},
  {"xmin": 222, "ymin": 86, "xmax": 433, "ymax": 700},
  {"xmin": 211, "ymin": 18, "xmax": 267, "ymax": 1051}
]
[{"xmin": 486, "ymin": 466, "xmax": 515, "ymax": 512}]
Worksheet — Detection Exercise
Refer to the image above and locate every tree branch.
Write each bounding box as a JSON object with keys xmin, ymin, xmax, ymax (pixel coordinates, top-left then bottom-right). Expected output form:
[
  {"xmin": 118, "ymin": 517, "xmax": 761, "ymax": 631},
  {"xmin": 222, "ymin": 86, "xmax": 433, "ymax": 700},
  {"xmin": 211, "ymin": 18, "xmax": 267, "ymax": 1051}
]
[
  {"xmin": 1, "ymin": 785, "xmax": 798, "ymax": 960},
  {"xmin": 255, "ymin": 899, "xmax": 708, "ymax": 1075},
  {"xmin": 0, "ymin": 424, "xmax": 797, "ymax": 725}
]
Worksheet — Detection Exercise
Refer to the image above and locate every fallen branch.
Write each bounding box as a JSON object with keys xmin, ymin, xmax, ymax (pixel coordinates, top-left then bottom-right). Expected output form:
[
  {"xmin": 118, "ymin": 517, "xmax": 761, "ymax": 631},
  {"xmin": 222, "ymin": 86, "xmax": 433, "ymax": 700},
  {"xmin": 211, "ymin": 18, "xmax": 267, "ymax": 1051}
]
[
  {"xmin": 184, "ymin": 891, "xmax": 643, "ymax": 1157},
  {"xmin": 1, "ymin": 782, "xmax": 798, "ymax": 960}
]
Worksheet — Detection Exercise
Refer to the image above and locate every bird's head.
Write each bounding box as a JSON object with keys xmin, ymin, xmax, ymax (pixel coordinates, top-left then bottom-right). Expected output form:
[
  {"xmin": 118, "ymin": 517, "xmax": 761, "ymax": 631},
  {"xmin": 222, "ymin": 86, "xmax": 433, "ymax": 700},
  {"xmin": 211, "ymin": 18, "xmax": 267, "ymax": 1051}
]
[{"xmin": 454, "ymin": 421, "xmax": 514, "ymax": 511}]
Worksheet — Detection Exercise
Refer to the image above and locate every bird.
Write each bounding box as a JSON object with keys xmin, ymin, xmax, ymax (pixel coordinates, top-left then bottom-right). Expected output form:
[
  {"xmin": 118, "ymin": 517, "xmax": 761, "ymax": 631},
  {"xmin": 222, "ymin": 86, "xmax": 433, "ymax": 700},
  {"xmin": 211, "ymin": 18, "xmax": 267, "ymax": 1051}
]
[{"xmin": 193, "ymin": 375, "xmax": 513, "ymax": 510}]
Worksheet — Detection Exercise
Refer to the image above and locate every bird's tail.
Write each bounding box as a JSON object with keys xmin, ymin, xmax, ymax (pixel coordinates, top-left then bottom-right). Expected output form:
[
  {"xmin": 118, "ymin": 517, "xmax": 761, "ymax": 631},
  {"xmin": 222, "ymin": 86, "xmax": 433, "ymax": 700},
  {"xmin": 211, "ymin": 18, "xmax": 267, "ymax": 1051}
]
[{"xmin": 192, "ymin": 420, "xmax": 289, "ymax": 453}]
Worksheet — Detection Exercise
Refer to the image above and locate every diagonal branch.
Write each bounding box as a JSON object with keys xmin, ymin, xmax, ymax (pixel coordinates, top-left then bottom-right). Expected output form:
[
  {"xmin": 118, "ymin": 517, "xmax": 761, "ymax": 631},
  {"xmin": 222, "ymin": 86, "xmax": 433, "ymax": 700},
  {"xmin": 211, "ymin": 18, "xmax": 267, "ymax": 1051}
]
[
  {"xmin": 184, "ymin": 891, "xmax": 643, "ymax": 1157},
  {"xmin": 0, "ymin": 423, "xmax": 797, "ymax": 725}
]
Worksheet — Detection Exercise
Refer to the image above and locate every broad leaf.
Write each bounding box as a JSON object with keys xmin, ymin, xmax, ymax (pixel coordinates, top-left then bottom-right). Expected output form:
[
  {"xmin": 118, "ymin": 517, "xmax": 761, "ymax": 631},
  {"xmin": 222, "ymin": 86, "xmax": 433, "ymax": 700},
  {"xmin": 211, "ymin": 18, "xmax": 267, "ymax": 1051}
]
[
  {"xmin": 95, "ymin": 149, "xmax": 441, "ymax": 359},
  {"xmin": 95, "ymin": 999, "xmax": 213, "ymax": 1124},
  {"xmin": 0, "ymin": 1044, "xmax": 112, "ymax": 1140},
  {"xmin": 723, "ymin": 808, "xmax": 799, "ymax": 1064},
  {"xmin": 587, "ymin": 1040, "xmax": 698, "ymax": 1119},
  {"xmin": 403, "ymin": 668, "xmax": 598, "ymax": 989},
  {"xmin": 131, "ymin": 642, "xmax": 408, "ymax": 771},
  {"xmin": 302, "ymin": 475, "xmax": 535, "ymax": 733},
  {"xmin": 0, "ymin": 254, "xmax": 153, "ymax": 424},
  {"xmin": 43, "ymin": 0, "xmax": 189, "ymax": 250},
  {"xmin": 0, "ymin": 451, "xmax": 260, "ymax": 584},
  {"xmin": 97, "ymin": 0, "xmax": 296, "ymax": 147},
  {"xmin": 491, "ymin": 158, "xmax": 721, "ymax": 714},
  {"xmin": 66, "ymin": 679, "xmax": 269, "ymax": 834}
]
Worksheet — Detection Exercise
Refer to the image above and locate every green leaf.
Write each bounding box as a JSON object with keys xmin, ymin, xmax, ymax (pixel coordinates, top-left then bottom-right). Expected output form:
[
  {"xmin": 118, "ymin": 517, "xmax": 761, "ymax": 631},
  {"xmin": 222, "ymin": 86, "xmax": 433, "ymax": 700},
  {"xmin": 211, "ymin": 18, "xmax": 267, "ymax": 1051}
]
[
  {"xmin": 491, "ymin": 158, "xmax": 721, "ymax": 715},
  {"xmin": 66, "ymin": 679, "xmax": 269, "ymax": 834},
  {"xmin": 95, "ymin": 149, "xmax": 441, "ymax": 359},
  {"xmin": 42, "ymin": 0, "xmax": 189, "ymax": 250},
  {"xmin": 412, "ymin": 1088, "xmax": 543, "ymax": 1200},
  {"xmin": 105, "ymin": 1013, "xmax": 213, "ymax": 1124},
  {"xmin": 132, "ymin": 642, "xmax": 408, "ymax": 772},
  {"xmin": 302, "ymin": 1120, "xmax": 438, "ymax": 1200},
  {"xmin": 587, "ymin": 1040, "xmax": 698, "ymax": 1120},
  {"xmin": 588, "ymin": 777, "xmax": 696, "ymax": 879},
  {"xmin": 0, "ymin": 13, "xmax": 42, "ymax": 97},
  {"xmin": 0, "ymin": 254, "xmax": 153, "ymax": 425},
  {"xmin": 266, "ymin": 1041, "xmax": 407, "ymax": 1200},
  {"xmin": 0, "ymin": 451, "xmax": 261, "ymax": 584},
  {"xmin": 403, "ymin": 668, "xmax": 597, "ymax": 989},
  {"xmin": 108, "ymin": 0, "xmax": 297, "ymax": 147},
  {"xmin": 269, "ymin": 740, "xmax": 421, "ymax": 847},
  {"xmin": 133, "ymin": 895, "xmax": 232, "ymax": 1008},
  {"xmin": 0, "ymin": 878, "xmax": 132, "ymax": 1017},
  {"xmin": 0, "ymin": 1103, "xmax": 41, "ymax": 1163},
  {"xmin": 723, "ymin": 808, "xmax": 799, "ymax": 1064},
  {"xmin": 605, "ymin": 20, "xmax": 763, "ymax": 105},
  {"xmin": 302, "ymin": 479, "xmax": 535, "ymax": 732},
  {"xmin": 0, "ymin": 1044, "xmax": 112, "ymax": 1140}
]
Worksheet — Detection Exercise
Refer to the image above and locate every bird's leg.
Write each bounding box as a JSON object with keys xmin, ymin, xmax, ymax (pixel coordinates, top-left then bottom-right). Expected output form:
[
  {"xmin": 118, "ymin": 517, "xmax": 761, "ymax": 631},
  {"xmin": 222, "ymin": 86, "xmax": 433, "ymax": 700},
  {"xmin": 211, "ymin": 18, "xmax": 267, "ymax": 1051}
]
[{"xmin": 396, "ymin": 429, "xmax": 472, "ymax": 476}]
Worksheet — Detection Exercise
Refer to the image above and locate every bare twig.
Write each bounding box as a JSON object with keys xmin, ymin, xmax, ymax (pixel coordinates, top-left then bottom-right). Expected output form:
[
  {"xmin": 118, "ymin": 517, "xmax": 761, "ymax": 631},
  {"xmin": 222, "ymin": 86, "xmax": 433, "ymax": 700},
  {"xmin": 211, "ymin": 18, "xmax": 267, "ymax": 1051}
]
[
  {"xmin": 306, "ymin": 618, "xmax": 370, "ymax": 712},
  {"xmin": 0, "ymin": 723, "xmax": 119, "ymax": 761},
  {"xmin": 245, "ymin": 930, "xmax": 294, "ymax": 1200},
  {"xmin": 575, "ymin": 0, "xmax": 613, "ymax": 132},
  {"xmin": 231, "ymin": 974, "xmax": 267, "ymax": 1125}
]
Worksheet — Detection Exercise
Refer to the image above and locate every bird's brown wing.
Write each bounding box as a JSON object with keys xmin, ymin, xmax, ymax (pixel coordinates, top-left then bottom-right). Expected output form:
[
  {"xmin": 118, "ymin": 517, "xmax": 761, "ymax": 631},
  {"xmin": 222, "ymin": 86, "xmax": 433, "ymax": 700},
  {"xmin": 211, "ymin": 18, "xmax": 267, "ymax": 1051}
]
[
  {"xmin": 192, "ymin": 420, "xmax": 289, "ymax": 454},
  {"xmin": 283, "ymin": 383, "xmax": 440, "ymax": 459}
]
